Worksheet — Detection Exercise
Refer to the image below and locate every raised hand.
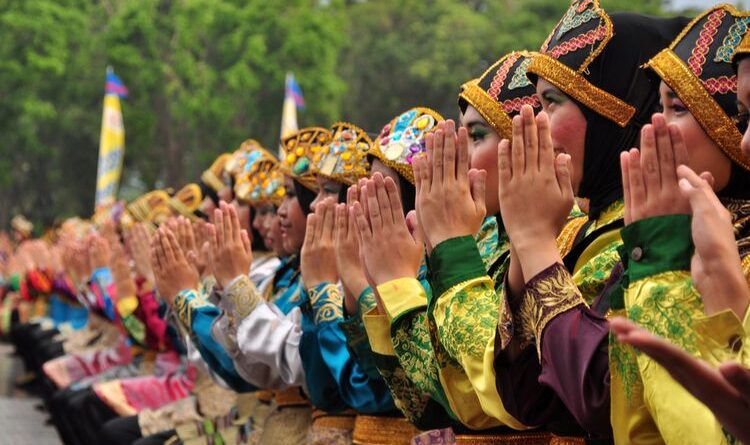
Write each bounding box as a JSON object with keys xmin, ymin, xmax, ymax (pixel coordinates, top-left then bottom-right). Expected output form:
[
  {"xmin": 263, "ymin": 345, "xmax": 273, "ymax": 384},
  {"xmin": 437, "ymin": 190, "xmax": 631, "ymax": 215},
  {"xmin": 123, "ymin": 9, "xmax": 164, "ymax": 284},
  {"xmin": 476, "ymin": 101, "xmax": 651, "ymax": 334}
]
[
  {"xmin": 125, "ymin": 223, "xmax": 154, "ymax": 283},
  {"xmin": 150, "ymin": 227, "xmax": 199, "ymax": 305},
  {"xmin": 336, "ymin": 185, "xmax": 368, "ymax": 315},
  {"xmin": 206, "ymin": 202, "xmax": 253, "ymax": 289},
  {"xmin": 677, "ymin": 165, "xmax": 750, "ymax": 319},
  {"xmin": 610, "ymin": 317, "xmax": 750, "ymax": 444},
  {"xmin": 110, "ymin": 240, "xmax": 137, "ymax": 299},
  {"xmin": 353, "ymin": 173, "xmax": 424, "ymax": 286},
  {"xmin": 175, "ymin": 216, "xmax": 205, "ymax": 277},
  {"xmin": 413, "ymin": 119, "xmax": 486, "ymax": 249},
  {"xmin": 497, "ymin": 105, "xmax": 574, "ymax": 279},
  {"xmin": 301, "ymin": 197, "xmax": 338, "ymax": 287},
  {"xmin": 621, "ymin": 114, "xmax": 690, "ymax": 225},
  {"xmin": 88, "ymin": 233, "xmax": 111, "ymax": 270}
]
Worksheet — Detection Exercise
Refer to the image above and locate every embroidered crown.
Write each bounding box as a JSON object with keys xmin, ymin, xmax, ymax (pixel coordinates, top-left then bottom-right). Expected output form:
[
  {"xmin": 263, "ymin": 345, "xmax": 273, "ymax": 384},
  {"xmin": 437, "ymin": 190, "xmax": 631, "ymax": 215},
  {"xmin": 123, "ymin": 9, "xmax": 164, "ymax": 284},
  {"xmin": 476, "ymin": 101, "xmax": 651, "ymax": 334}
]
[
  {"xmin": 280, "ymin": 127, "xmax": 333, "ymax": 190},
  {"xmin": 312, "ymin": 122, "xmax": 372, "ymax": 185}
]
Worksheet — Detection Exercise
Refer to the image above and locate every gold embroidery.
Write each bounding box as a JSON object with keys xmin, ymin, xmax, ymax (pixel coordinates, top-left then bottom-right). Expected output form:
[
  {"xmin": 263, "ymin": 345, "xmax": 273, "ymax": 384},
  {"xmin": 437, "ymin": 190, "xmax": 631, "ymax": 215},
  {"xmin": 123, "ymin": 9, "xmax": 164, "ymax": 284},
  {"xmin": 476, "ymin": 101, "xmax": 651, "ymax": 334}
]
[
  {"xmin": 647, "ymin": 49, "xmax": 748, "ymax": 171},
  {"xmin": 518, "ymin": 263, "xmax": 587, "ymax": 359},
  {"xmin": 224, "ymin": 275, "xmax": 262, "ymax": 320},
  {"xmin": 528, "ymin": 54, "xmax": 635, "ymax": 127},
  {"xmin": 308, "ymin": 283, "xmax": 344, "ymax": 325},
  {"xmin": 733, "ymin": 32, "xmax": 750, "ymax": 64},
  {"xmin": 556, "ymin": 215, "xmax": 588, "ymax": 259}
]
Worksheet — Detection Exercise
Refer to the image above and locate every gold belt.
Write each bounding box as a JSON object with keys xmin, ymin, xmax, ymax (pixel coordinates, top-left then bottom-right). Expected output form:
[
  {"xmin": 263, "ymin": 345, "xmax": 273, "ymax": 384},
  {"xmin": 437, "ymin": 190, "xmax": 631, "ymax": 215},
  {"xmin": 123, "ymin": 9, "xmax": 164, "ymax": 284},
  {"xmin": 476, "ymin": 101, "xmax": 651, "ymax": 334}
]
[
  {"xmin": 311, "ymin": 409, "xmax": 357, "ymax": 431},
  {"xmin": 455, "ymin": 431, "xmax": 552, "ymax": 445},
  {"xmin": 255, "ymin": 389, "xmax": 274, "ymax": 403},
  {"xmin": 352, "ymin": 415, "xmax": 421, "ymax": 445},
  {"xmin": 273, "ymin": 386, "xmax": 309, "ymax": 407},
  {"xmin": 550, "ymin": 436, "xmax": 585, "ymax": 445}
]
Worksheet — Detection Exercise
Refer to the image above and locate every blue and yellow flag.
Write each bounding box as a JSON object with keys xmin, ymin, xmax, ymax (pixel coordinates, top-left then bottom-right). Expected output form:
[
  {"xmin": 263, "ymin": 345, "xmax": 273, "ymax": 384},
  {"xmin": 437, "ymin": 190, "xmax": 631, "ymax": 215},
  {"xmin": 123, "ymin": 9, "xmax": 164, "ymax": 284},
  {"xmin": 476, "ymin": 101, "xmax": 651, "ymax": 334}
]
[{"xmin": 95, "ymin": 68, "xmax": 128, "ymax": 209}]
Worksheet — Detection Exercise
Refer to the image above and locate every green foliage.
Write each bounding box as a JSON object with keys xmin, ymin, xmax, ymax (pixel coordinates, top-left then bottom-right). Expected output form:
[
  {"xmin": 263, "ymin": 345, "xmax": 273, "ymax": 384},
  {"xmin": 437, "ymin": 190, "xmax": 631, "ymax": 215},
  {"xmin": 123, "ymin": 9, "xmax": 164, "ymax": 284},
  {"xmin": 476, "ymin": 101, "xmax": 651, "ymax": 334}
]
[{"xmin": 1, "ymin": 0, "xmax": 672, "ymax": 230}]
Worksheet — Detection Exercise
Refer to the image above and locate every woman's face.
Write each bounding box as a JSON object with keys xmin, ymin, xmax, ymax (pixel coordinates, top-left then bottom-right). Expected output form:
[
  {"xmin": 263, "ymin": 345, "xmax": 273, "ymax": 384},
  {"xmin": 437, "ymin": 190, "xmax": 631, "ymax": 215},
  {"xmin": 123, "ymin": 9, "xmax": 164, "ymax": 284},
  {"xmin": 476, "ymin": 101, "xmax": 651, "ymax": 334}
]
[
  {"xmin": 200, "ymin": 197, "xmax": 217, "ymax": 220},
  {"xmin": 278, "ymin": 176, "xmax": 307, "ymax": 254},
  {"xmin": 310, "ymin": 177, "xmax": 344, "ymax": 211},
  {"xmin": 264, "ymin": 212, "xmax": 289, "ymax": 256},
  {"xmin": 536, "ymin": 78, "xmax": 587, "ymax": 194},
  {"xmin": 659, "ymin": 81, "xmax": 731, "ymax": 191},
  {"xmin": 232, "ymin": 200, "xmax": 251, "ymax": 233},
  {"xmin": 737, "ymin": 58, "xmax": 750, "ymax": 159},
  {"xmin": 460, "ymin": 106, "xmax": 501, "ymax": 215},
  {"xmin": 371, "ymin": 159, "xmax": 401, "ymax": 195},
  {"xmin": 252, "ymin": 204, "xmax": 274, "ymax": 249}
]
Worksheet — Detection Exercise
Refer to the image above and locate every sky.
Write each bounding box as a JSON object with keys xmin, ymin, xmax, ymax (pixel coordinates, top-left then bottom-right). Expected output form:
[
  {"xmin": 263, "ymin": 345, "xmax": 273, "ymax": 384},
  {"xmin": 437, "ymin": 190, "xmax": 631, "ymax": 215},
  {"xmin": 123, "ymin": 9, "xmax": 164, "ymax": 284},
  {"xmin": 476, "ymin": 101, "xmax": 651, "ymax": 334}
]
[{"xmin": 668, "ymin": 0, "xmax": 744, "ymax": 10}]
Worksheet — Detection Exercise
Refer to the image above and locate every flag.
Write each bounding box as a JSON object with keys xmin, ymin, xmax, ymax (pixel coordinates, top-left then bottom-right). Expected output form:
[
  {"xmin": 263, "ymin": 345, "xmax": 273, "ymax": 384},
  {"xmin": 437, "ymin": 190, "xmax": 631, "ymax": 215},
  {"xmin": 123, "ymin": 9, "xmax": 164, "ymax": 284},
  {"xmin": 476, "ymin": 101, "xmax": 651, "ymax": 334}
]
[
  {"xmin": 280, "ymin": 72, "xmax": 304, "ymax": 154},
  {"xmin": 95, "ymin": 68, "xmax": 127, "ymax": 209}
]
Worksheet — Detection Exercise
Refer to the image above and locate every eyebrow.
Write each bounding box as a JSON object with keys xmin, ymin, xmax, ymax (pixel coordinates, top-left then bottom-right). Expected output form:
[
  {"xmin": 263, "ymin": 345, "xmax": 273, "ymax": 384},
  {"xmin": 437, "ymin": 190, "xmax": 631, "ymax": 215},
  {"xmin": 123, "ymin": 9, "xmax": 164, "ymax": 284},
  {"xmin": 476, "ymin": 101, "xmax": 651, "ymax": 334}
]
[{"xmin": 464, "ymin": 120, "xmax": 488, "ymax": 129}]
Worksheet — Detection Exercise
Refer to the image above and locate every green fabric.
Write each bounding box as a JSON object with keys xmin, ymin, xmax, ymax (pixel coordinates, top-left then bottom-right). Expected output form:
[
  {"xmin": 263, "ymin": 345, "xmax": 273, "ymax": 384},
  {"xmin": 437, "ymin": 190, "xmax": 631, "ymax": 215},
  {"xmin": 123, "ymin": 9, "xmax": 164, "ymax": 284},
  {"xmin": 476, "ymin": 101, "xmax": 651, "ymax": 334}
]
[
  {"xmin": 340, "ymin": 288, "xmax": 380, "ymax": 379},
  {"xmin": 8, "ymin": 274, "xmax": 21, "ymax": 292},
  {"xmin": 429, "ymin": 235, "xmax": 486, "ymax": 302},
  {"xmin": 121, "ymin": 314, "xmax": 147, "ymax": 346},
  {"xmin": 621, "ymin": 214, "xmax": 693, "ymax": 283}
]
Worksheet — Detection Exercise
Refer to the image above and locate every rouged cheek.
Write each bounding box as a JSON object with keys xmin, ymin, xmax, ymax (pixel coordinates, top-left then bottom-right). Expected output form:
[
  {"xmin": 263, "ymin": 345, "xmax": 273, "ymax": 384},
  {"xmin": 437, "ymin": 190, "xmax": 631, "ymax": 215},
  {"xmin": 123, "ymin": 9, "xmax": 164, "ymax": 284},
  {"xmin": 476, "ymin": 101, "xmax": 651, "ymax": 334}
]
[{"xmin": 470, "ymin": 138, "xmax": 501, "ymax": 171}]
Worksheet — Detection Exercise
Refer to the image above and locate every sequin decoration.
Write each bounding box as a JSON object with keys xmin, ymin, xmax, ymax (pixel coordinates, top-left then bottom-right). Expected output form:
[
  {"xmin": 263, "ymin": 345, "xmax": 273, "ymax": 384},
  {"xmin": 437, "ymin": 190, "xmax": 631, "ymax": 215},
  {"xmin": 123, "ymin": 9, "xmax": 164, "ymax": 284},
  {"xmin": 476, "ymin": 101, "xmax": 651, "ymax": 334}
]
[
  {"xmin": 714, "ymin": 17, "xmax": 750, "ymax": 63},
  {"xmin": 688, "ymin": 9, "xmax": 726, "ymax": 77},
  {"xmin": 312, "ymin": 123, "xmax": 371, "ymax": 184},
  {"xmin": 556, "ymin": 7, "xmax": 600, "ymax": 40},
  {"xmin": 377, "ymin": 109, "xmax": 436, "ymax": 166}
]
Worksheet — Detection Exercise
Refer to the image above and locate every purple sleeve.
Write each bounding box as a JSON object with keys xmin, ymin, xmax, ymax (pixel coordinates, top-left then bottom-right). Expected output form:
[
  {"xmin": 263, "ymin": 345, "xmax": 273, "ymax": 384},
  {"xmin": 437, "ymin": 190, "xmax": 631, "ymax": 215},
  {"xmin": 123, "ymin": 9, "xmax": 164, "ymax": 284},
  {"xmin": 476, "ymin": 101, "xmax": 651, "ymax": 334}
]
[{"xmin": 494, "ymin": 263, "xmax": 621, "ymax": 439}]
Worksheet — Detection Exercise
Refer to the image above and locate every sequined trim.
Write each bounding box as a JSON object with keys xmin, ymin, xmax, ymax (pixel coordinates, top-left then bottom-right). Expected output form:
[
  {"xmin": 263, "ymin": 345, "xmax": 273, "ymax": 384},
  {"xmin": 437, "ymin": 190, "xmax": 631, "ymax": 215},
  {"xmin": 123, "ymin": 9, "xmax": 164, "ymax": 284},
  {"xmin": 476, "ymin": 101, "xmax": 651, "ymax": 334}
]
[
  {"xmin": 308, "ymin": 283, "xmax": 344, "ymax": 325},
  {"xmin": 518, "ymin": 263, "xmax": 587, "ymax": 359},
  {"xmin": 556, "ymin": 215, "xmax": 588, "ymax": 259},
  {"xmin": 459, "ymin": 80, "xmax": 513, "ymax": 140},
  {"xmin": 528, "ymin": 54, "xmax": 635, "ymax": 127},
  {"xmin": 647, "ymin": 49, "xmax": 749, "ymax": 171},
  {"xmin": 174, "ymin": 289, "xmax": 211, "ymax": 332}
]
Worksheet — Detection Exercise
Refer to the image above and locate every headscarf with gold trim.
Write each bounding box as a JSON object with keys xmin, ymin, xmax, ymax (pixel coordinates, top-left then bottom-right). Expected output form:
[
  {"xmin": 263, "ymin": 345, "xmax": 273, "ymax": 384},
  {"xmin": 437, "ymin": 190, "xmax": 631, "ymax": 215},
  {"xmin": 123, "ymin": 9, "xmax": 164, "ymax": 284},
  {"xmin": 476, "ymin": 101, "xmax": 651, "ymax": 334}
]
[
  {"xmin": 371, "ymin": 108, "xmax": 444, "ymax": 186},
  {"xmin": 234, "ymin": 145, "xmax": 286, "ymax": 206},
  {"xmin": 312, "ymin": 122, "xmax": 371, "ymax": 186},
  {"xmin": 646, "ymin": 4, "xmax": 750, "ymax": 201},
  {"xmin": 200, "ymin": 153, "xmax": 231, "ymax": 205},
  {"xmin": 167, "ymin": 183, "xmax": 203, "ymax": 221},
  {"xmin": 528, "ymin": 0, "xmax": 688, "ymax": 217},
  {"xmin": 459, "ymin": 51, "xmax": 541, "ymax": 141}
]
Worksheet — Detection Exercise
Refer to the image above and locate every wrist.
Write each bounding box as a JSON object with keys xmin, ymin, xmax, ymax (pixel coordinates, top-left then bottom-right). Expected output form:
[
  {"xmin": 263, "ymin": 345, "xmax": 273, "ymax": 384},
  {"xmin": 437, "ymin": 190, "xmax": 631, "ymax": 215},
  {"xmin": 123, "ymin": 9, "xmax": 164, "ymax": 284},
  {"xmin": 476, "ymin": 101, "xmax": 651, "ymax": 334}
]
[{"xmin": 515, "ymin": 238, "xmax": 561, "ymax": 281}]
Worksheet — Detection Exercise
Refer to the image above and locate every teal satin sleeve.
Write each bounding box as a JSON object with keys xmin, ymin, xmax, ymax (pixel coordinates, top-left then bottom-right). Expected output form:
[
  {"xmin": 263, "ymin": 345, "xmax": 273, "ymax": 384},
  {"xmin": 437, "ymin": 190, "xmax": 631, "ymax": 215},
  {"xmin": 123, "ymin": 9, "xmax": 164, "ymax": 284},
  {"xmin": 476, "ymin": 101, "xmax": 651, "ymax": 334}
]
[
  {"xmin": 174, "ymin": 289, "xmax": 256, "ymax": 392},
  {"xmin": 308, "ymin": 282, "xmax": 396, "ymax": 414}
]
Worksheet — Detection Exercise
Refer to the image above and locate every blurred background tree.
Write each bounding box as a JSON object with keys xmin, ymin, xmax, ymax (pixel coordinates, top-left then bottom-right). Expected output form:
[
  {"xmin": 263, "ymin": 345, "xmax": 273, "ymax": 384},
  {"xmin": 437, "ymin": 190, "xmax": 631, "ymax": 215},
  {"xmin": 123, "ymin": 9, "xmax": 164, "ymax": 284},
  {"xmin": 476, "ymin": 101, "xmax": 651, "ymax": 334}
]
[{"xmin": 0, "ymin": 0, "xmax": 726, "ymax": 230}]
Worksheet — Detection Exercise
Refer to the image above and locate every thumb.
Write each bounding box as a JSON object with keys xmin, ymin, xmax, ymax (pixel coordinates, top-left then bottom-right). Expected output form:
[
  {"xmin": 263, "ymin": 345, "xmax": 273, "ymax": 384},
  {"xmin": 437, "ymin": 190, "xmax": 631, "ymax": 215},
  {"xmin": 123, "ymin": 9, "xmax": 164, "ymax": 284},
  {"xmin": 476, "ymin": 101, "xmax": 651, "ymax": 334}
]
[
  {"xmin": 406, "ymin": 210, "xmax": 424, "ymax": 249},
  {"xmin": 469, "ymin": 168, "xmax": 487, "ymax": 217}
]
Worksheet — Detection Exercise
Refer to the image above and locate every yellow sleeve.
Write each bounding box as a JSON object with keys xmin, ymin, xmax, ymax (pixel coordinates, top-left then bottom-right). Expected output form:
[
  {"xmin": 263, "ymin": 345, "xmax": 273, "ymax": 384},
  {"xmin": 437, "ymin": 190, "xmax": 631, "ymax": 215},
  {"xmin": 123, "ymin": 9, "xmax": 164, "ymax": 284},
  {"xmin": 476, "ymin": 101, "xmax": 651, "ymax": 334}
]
[{"xmin": 693, "ymin": 308, "xmax": 750, "ymax": 367}]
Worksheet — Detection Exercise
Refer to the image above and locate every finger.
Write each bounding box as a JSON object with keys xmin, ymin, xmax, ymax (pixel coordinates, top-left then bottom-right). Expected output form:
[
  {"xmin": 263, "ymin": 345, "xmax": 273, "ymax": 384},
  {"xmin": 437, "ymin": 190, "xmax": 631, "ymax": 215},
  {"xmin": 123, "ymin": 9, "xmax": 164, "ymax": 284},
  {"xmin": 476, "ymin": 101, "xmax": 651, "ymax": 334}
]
[
  {"xmin": 677, "ymin": 165, "xmax": 724, "ymax": 215},
  {"xmin": 335, "ymin": 203, "xmax": 347, "ymax": 244},
  {"xmin": 498, "ymin": 139, "xmax": 512, "ymax": 187},
  {"xmin": 640, "ymin": 124, "xmax": 660, "ymax": 195},
  {"xmin": 555, "ymin": 153, "xmax": 575, "ymax": 204},
  {"xmin": 628, "ymin": 149, "xmax": 646, "ymax": 218},
  {"xmin": 536, "ymin": 111, "xmax": 554, "ymax": 172},
  {"xmin": 510, "ymin": 115, "xmax": 525, "ymax": 176},
  {"xmin": 668, "ymin": 123, "xmax": 689, "ymax": 169},
  {"xmin": 522, "ymin": 105, "xmax": 539, "ymax": 173},
  {"xmin": 469, "ymin": 169, "xmax": 487, "ymax": 217},
  {"xmin": 443, "ymin": 120, "xmax": 457, "ymax": 183},
  {"xmin": 165, "ymin": 229, "xmax": 185, "ymax": 262},
  {"xmin": 457, "ymin": 126, "xmax": 470, "ymax": 183},
  {"xmin": 719, "ymin": 362, "xmax": 750, "ymax": 397},
  {"xmin": 359, "ymin": 182, "xmax": 369, "ymax": 227},
  {"xmin": 203, "ymin": 241, "xmax": 215, "ymax": 276},
  {"xmin": 384, "ymin": 176, "xmax": 405, "ymax": 226},
  {"xmin": 230, "ymin": 204, "xmax": 242, "ymax": 244},
  {"xmin": 153, "ymin": 231, "xmax": 166, "ymax": 269},
  {"xmin": 653, "ymin": 114, "xmax": 676, "ymax": 185},
  {"xmin": 161, "ymin": 229, "xmax": 177, "ymax": 264},
  {"xmin": 207, "ymin": 224, "xmax": 219, "ymax": 260},
  {"xmin": 432, "ymin": 124, "xmax": 445, "ymax": 185},
  {"xmin": 322, "ymin": 199, "xmax": 335, "ymax": 242},
  {"xmin": 351, "ymin": 202, "xmax": 373, "ymax": 244},
  {"xmin": 374, "ymin": 173, "xmax": 394, "ymax": 228},
  {"xmin": 214, "ymin": 208, "xmax": 225, "ymax": 249},
  {"xmin": 365, "ymin": 181, "xmax": 383, "ymax": 234},
  {"xmin": 305, "ymin": 213, "xmax": 318, "ymax": 249},
  {"xmin": 241, "ymin": 230, "xmax": 252, "ymax": 255},
  {"xmin": 314, "ymin": 201, "xmax": 327, "ymax": 242},
  {"xmin": 405, "ymin": 210, "xmax": 424, "ymax": 248},
  {"xmin": 621, "ymin": 152, "xmax": 632, "ymax": 225},
  {"xmin": 224, "ymin": 202, "xmax": 236, "ymax": 244},
  {"xmin": 699, "ymin": 171, "xmax": 715, "ymax": 189}
]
